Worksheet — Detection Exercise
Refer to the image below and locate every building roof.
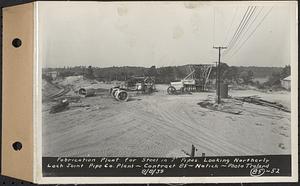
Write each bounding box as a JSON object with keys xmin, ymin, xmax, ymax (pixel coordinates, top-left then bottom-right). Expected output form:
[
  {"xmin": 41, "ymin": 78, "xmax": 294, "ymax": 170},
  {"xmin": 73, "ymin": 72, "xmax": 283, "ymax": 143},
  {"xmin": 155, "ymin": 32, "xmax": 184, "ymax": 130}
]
[{"xmin": 283, "ymin": 75, "xmax": 291, "ymax": 81}]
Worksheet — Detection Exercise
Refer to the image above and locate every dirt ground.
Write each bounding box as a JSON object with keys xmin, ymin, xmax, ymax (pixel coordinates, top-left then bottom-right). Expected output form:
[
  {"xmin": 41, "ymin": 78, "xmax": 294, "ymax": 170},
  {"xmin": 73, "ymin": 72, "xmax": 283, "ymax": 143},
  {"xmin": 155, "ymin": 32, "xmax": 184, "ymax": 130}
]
[{"xmin": 42, "ymin": 82, "xmax": 291, "ymax": 157}]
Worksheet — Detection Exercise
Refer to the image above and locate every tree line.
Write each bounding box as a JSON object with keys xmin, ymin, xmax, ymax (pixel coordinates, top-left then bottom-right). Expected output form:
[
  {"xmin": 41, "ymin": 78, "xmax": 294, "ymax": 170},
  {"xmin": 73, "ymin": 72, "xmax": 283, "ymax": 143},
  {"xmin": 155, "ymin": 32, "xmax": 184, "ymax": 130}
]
[{"xmin": 43, "ymin": 64, "xmax": 290, "ymax": 88}]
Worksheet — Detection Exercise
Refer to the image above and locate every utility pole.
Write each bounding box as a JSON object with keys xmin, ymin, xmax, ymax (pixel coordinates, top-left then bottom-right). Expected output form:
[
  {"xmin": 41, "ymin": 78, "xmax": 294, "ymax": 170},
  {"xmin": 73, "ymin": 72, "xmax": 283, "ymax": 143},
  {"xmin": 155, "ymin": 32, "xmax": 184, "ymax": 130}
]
[
  {"xmin": 213, "ymin": 46, "xmax": 227, "ymax": 104},
  {"xmin": 191, "ymin": 144, "xmax": 196, "ymax": 157},
  {"xmin": 214, "ymin": 62, "xmax": 218, "ymax": 90}
]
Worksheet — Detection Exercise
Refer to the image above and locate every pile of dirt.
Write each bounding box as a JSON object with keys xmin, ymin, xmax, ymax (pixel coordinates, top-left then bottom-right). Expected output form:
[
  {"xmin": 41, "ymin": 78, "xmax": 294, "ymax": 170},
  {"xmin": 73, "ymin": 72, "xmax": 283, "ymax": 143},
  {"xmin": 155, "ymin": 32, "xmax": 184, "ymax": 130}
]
[
  {"xmin": 55, "ymin": 76, "xmax": 99, "ymax": 91},
  {"xmin": 198, "ymin": 98, "xmax": 243, "ymax": 115},
  {"xmin": 42, "ymin": 80, "xmax": 61, "ymax": 98},
  {"xmin": 59, "ymin": 76, "xmax": 87, "ymax": 87}
]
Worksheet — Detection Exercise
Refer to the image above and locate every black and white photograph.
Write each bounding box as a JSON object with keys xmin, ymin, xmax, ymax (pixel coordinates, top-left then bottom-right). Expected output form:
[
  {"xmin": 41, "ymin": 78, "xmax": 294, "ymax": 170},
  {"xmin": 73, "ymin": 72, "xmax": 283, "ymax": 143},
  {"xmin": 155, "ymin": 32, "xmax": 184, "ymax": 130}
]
[{"xmin": 38, "ymin": 1, "xmax": 297, "ymax": 182}]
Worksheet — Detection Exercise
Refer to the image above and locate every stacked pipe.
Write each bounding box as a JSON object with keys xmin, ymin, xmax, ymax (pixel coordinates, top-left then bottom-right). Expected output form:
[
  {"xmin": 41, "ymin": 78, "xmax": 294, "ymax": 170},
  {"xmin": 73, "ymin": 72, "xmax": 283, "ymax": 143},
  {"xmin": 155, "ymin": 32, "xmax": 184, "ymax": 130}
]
[{"xmin": 109, "ymin": 87, "xmax": 129, "ymax": 102}]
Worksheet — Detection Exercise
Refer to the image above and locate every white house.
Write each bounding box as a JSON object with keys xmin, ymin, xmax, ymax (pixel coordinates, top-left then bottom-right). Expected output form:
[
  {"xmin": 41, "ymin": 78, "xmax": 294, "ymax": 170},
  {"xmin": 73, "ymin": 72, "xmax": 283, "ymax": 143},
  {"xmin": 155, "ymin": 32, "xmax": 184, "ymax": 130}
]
[{"xmin": 281, "ymin": 75, "xmax": 291, "ymax": 90}]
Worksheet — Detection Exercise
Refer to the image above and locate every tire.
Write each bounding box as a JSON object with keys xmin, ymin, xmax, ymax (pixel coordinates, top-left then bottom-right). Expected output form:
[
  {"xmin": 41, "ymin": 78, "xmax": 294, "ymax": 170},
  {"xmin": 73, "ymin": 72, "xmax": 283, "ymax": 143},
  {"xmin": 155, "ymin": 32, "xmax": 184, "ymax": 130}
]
[
  {"xmin": 167, "ymin": 86, "xmax": 176, "ymax": 95},
  {"xmin": 116, "ymin": 90, "xmax": 129, "ymax": 102},
  {"xmin": 111, "ymin": 88, "xmax": 119, "ymax": 97}
]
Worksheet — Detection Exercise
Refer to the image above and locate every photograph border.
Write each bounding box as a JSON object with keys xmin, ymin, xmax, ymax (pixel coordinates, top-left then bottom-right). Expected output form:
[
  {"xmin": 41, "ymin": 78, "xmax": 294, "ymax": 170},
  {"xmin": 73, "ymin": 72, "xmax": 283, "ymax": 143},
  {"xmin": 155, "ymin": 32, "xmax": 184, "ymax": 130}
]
[{"xmin": 30, "ymin": 1, "xmax": 298, "ymax": 184}]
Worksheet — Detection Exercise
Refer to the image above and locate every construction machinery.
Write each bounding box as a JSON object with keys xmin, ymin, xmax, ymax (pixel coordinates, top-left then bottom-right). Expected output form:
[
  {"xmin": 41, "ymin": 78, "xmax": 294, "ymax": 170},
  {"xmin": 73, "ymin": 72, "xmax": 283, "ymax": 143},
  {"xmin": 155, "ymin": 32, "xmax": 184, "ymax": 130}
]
[
  {"xmin": 110, "ymin": 76, "xmax": 156, "ymax": 101},
  {"xmin": 110, "ymin": 87, "xmax": 129, "ymax": 102},
  {"xmin": 167, "ymin": 64, "xmax": 213, "ymax": 95},
  {"xmin": 125, "ymin": 76, "xmax": 156, "ymax": 93}
]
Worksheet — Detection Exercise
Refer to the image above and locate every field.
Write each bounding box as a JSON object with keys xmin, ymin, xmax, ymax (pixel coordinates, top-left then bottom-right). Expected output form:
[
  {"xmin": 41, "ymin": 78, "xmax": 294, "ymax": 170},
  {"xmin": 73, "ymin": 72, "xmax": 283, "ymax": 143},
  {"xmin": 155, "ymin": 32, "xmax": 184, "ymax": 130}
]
[{"xmin": 42, "ymin": 78, "xmax": 291, "ymax": 157}]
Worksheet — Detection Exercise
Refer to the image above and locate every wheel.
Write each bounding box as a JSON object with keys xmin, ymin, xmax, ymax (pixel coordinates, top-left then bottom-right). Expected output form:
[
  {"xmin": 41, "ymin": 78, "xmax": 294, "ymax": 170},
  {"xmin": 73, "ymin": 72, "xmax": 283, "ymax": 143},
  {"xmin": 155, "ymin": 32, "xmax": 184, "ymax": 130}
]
[
  {"xmin": 167, "ymin": 86, "xmax": 176, "ymax": 95},
  {"xmin": 111, "ymin": 88, "xmax": 119, "ymax": 97},
  {"xmin": 113, "ymin": 89, "xmax": 119, "ymax": 100},
  {"xmin": 116, "ymin": 90, "xmax": 129, "ymax": 102},
  {"xmin": 183, "ymin": 86, "xmax": 190, "ymax": 93}
]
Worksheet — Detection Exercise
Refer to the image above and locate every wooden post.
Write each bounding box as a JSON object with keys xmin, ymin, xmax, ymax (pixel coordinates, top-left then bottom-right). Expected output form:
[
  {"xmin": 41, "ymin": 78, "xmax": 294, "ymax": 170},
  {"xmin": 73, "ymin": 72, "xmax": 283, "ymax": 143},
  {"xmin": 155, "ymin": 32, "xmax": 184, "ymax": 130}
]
[
  {"xmin": 191, "ymin": 145, "xmax": 195, "ymax": 157},
  {"xmin": 213, "ymin": 46, "xmax": 227, "ymax": 104}
]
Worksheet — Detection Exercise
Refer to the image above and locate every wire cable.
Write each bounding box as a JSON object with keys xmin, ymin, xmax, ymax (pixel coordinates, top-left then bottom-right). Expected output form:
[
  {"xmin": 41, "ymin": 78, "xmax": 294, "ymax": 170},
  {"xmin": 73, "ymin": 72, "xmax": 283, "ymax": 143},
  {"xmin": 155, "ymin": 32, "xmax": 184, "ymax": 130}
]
[
  {"xmin": 213, "ymin": 7, "xmax": 216, "ymax": 46},
  {"xmin": 226, "ymin": 7, "xmax": 274, "ymax": 60},
  {"xmin": 222, "ymin": 7, "xmax": 238, "ymax": 46},
  {"xmin": 224, "ymin": 6, "xmax": 251, "ymax": 51},
  {"xmin": 225, "ymin": 6, "xmax": 257, "ymax": 55},
  {"xmin": 224, "ymin": 6, "xmax": 264, "ymax": 59},
  {"xmin": 226, "ymin": 7, "xmax": 256, "ymax": 53}
]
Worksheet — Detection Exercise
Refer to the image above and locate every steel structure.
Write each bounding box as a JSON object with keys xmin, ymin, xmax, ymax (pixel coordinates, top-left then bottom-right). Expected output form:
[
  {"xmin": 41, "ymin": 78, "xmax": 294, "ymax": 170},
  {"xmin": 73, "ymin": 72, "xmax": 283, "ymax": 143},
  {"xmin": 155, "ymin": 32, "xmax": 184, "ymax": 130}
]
[{"xmin": 167, "ymin": 64, "xmax": 213, "ymax": 94}]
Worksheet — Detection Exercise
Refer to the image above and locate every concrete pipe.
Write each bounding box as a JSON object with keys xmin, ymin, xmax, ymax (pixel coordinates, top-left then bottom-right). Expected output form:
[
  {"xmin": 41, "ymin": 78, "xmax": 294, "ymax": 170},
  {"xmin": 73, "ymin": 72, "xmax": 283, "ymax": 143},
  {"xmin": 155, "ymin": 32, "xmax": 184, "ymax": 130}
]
[
  {"xmin": 115, "ymin": 89, "xmax": 129, "ymax": 102},
  {"xmin": 78, "ymin": 88, "xmax": 96, "ymax": 97}
]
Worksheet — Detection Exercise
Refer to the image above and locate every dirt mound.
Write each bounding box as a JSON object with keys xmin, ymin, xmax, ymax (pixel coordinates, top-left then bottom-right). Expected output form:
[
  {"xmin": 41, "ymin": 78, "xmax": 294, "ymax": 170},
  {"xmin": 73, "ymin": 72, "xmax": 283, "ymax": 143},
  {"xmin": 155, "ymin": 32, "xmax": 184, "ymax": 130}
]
[
  {"xmin": 59, "ymin": 75, "xmax": 84, "ymax": 86},
  {"xmin": 58, "ymin": 76, "xmax": 99, "ymax": 91},
  {"xmin": 42, "ymin": 80, "xmax": 61, "ymax": 98},
  {"xmin": 198, "ymin": 98, "xmax": 243, "ymax": 115}
]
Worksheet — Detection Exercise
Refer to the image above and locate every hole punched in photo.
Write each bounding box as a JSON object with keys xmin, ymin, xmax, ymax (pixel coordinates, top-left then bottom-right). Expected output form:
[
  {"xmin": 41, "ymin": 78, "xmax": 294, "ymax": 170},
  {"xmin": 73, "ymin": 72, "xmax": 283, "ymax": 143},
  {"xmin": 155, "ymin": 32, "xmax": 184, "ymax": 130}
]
[
  {"xmin": 12, "ymin": 38, "xmax": 22, "ymax": 48},
  {"xmin": 12, "ymin": 141, "xmax": 22, "ymax": 151}
]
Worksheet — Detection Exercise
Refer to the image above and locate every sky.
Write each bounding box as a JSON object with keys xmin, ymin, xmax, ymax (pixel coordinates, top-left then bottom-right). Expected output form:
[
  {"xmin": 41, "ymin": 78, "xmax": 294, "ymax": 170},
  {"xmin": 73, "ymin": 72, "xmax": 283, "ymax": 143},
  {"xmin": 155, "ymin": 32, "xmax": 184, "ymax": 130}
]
[{"xmin": 38, "ymin": 1, "xmax": 295, "ymax": 68}]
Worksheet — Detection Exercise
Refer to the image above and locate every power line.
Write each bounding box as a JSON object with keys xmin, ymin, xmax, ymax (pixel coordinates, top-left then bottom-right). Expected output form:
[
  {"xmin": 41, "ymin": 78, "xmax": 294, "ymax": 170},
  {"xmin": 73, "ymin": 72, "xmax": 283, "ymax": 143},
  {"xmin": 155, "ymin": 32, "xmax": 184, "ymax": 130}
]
[
  {"xmin": 224, "ymin": 6, "xmax": 261, "ymax": 57},
  {"xmin": 224, "ymin": 6, "xmax": 251, "ymax": 52},
  {"xmin": 225, "ymin": 6, "xmax": 257, "ymax": 55},
  {"xmin": 213, "ymin": 7, "xmax": 216, "ymax": 46},
  {"xmin": 226, "ymin": 7, "xmax": 274, "ymax": 60},
  {"xmin": 222, "ymin": 7, "xmax": 238, "ymax": 46},
  {"xmin": 225, "ymin": 6, "xmax": 256, "ymax": 53},
  {"xmin": 224, "ymin": 6, "xmax": 264, "ymax": 59}
]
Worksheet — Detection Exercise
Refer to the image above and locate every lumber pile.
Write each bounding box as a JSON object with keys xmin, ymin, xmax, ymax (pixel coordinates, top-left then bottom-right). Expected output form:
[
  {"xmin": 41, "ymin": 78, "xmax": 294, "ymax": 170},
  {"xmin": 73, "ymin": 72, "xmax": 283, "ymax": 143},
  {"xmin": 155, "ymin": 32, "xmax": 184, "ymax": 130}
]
[{"xmin": 234, "ymin": 96, "xmax": 290, "ymax": 113}]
